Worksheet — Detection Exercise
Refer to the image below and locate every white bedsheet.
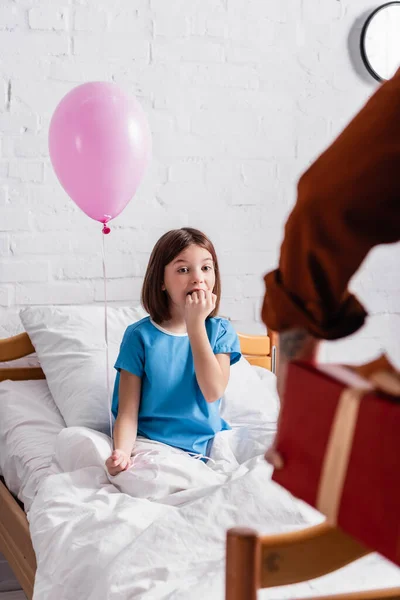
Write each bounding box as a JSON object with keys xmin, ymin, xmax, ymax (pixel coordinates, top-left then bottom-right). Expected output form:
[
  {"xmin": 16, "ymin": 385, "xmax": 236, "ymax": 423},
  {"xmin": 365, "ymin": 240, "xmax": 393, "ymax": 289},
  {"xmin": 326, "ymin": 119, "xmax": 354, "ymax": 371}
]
[
  {"xmin": 28, "ymin": 426, "xmax": 400, "ymax": 600},
  {"xmin": 0, "ymin": 380, "xmax": 65, "ymax": 511}
]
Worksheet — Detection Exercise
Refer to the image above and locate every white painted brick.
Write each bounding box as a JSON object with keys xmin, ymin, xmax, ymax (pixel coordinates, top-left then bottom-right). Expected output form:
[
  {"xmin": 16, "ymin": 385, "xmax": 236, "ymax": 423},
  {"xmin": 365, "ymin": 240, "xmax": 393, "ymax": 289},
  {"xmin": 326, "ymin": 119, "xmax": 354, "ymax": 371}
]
[
  {"xmin": 154, "ymin": 129, "xmax": 226, "ymax": 159},
  {"xmin": 9, "ymin": 161, "xmax": 44, "ymax": 183},
  {"xmin": 219, "ymin": 250, "xmax": 276, "ymax": 276},
  {"xmin": 55, "ymin": 254, "xmax": 144, "ymax": 280},
  {"xmin": 228, "ymin": 0, "xmax": 291, "ymax": 23},
  {"xmin": 0, "ymin": 80, "xmax": 7, "ymax": 112},
  {"xmin": 186, "ymin": 0, "xmax": 226, "ymax": 36},
  {"xmin": 232, "ymin": 319, "xmax": 266, "ymax": 335},
  {"xmin": 227, "ymin": 130, "xmax": 296, "ymax": 160},
  {"xmin": 221, "ymin": 275, "xmax": 242, "ymax": 299},
  {"xmin": 29, "ymin": 7, "xmax": 68, "ymax": 31},
  {"xmin": 204, "ymin": 159, "xmax": 242, "ymax": 187},
  {"xmin": 68, "ymin": 230, "xmax": 103, "ymax": 255},
  {"xmin": 190, "ymin": 13, "xmax": 228, "ymax": 37},
  {"xmin": 0, "ymin": 187, "xmax": 7, "ymax": 205},
  {"xmin": 227, "ymin": 185, "xmax": 270, "ymax": 206},
  {"xmin": 94, "ymin": 278, "xmax": 143, "ymax": 302},
  {"xmin": 11, "ymin": 79, "xmax": 76, "ymax": 117},
  {"xmin": 112, "ymin": 204, "xmax": 189, "ymax": 237},
  {"xmin": 25, "ymin": 188, "xmax": 88, "ymax": 232},
  {"xmin": 73, "ymin": 7, "xmax": 108, "ymax": 31},
  {"xmin": 0, "ymin": 285, "xmax": 13, "ymax": 308},
  {"xmin": 302, "ymin": 0, "xmax": 343, "ymax": 26},
  {"xmin": 11, "ymin": 232, "xmax": 71, "ymax": 254},
  {"xmin": 7, "ymin": 182, "xmax": 33, "ymax": 204},
  {"xmin": 13, "ymin": 134, "xmax": 49, "ymax": 158},
  {"xmin": 54, "ymin": 256, "xmax": 102, "ymax": 280},
  {"xmin": 15, "ymin": 282, "xmax": 94, "ymax": 305},
  {"xmin": 253, "ymin": 295, "xmax": 265, "ymax": 324},
  {"xmin": 152, "ymin": 38, "xmax": 224, "ymax": 63},
  {"xmin": 43, "ymin": 162, "xmax": 66, "ymax": 187},
  {"xmin": 73, "ymin": 34, "xmax": 149, "ymax": 60},
  {"xmin": 48, "ymin": 57, "xmax": 112, "ymax": 83},
  {"xmin": 155, "ymin": 182, "xmax": 219, "ymax": 209},
  {"xmin": 34, "ymin": 211, "xmax": 87, "ymax": 233},
  {"xmin": 107, "ymin": 0, "xmax": 150, "ymax": 14},
  {"xmin": 191, "ymin": 110, "xmax": 259, "ymax": 137},
  {"xmin": 0, "ymin": 31, "xmax": 69, "ymax": 56},
  {"xmin": 0, "ymin": 113, "xmax": 39, "ymax": 134},
  {"xmin": 1, "ymin": 208, "xmax": 31, "ymax": 232},
  {"xmin": 241, "ymin": 160, "xmax": 277, "ymax": 192},
  {"xmin": 0, "ymin": 54, "xmax": 51, "ymax": 82},
  {"xmin": 151, "ymin": 0, "xmax": 224, "ymax": 14},
  {"xmin": 0, "ymin": 161, "xmax": 9, "ymax": 179},
  {"xmin": 225, "ymin": 44, "xmax": 262, "ymax": 65},
  {"xmin": 2, "ymin": 136, "xmax": 19, "ymax": 158},
  {"xmin": 103, "ymin": 227, "xmax": 164, "ymax": 256},
  {"xmin": 18, "ymin": 0, "xmax": 73, "ymax": 5},
  {"xmin": 169, "ymin": 159, "xmax": 205, "ymax": 183},
  {"xmin": 108, "ymin": 10, "xmax": 151, "ymax": 36},
  {"xmin": 156, "ymin": 87, "xmax": 293, "ymax": 115},
  {"xmin": 153, "ymin": 15, "xmax": 189, "ymax": 37},
  {"xmin": 0, "ymin": 260, "xmax": 49, "ymax": 283},
  {"xmin": 241, "ymin": 274, "xmax": 265, "ymax": 298},
  {"xmin": 227, "ymin": 16, "xmax": 277, "ymax": 47},
  {"xmin": 180, "ymin": 62, "xmax": 259, "ymax": 89},
  {"xmin": 146, "ymin": 109, "xmax": 175, "ymax": 134},
  {"xmin": 295, "ymin": 114, "xmax": 332, "ymax": 165},
  {"xmin": 219, "ymin": 297, "xmax": 255, "ymax": 321},
  {"xmin": 0, "ymin": 6, "xmax": 26, "ymax": 30},
  {"xmin": 0, "ymin": 235, "xmax": 10, "ymax": 256}
]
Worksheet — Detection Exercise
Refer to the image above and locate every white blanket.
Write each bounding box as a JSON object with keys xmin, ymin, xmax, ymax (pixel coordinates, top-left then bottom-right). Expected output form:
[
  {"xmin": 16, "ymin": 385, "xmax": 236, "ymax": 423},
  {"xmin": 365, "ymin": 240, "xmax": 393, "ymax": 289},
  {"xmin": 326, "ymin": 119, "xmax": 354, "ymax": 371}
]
[{"xmin": 29, "ymin": 426, "xmax": 400, "ymax": 600}]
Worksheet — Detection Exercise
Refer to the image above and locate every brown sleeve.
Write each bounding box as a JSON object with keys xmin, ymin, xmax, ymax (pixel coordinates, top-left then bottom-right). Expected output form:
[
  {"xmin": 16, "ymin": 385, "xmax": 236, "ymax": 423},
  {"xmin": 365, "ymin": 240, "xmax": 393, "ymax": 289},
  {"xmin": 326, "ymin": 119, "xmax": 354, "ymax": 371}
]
[{"xmin": 262, "ymin": 69, "xmax": 400, "ymax": 340}]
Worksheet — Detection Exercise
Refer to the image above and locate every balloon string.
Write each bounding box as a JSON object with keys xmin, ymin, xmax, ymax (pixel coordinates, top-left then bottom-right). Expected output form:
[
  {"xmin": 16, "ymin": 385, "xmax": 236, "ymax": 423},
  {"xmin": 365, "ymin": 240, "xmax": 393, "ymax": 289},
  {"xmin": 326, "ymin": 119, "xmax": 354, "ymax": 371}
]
[{"xmin": 102, "ymin": 231, "xmax": 113, "ymax": 441}]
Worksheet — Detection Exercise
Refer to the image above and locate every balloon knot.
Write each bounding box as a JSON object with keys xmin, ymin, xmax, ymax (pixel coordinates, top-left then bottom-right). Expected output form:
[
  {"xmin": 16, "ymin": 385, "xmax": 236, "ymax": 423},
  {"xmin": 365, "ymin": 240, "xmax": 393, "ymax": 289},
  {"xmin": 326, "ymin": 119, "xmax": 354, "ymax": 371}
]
[{"xmin": 102, "ymin": 224, "xmax": 111, "ymax": 235}]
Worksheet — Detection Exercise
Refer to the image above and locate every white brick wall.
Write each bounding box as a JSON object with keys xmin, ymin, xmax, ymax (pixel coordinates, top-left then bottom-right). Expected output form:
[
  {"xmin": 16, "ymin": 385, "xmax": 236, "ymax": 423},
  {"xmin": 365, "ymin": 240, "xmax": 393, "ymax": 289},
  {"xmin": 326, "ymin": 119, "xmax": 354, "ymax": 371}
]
[{"xmin": 0, "ymin": 0, "xmax": 399, "ymax": 367}]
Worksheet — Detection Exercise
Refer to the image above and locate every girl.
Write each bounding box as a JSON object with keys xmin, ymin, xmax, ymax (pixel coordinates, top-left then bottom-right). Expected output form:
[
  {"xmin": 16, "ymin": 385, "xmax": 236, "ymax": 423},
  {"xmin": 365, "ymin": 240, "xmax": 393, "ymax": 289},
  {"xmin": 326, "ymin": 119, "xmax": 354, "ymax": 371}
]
[{"xmin": 105, "ymin": 227, "xmax": 241, "ymax": 479}]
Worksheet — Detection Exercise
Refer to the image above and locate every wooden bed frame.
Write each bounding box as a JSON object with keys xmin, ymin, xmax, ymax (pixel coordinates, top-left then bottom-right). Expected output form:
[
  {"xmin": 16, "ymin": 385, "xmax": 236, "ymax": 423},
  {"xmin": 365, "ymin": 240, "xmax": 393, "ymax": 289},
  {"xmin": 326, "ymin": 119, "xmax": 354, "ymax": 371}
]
[
  {"xmin": 0, "ymin": 328, "xmax": 277, "ymax": 599},
  {"xmin": 2, "ymin": 331, "xmax": 398, "ymax": 600}
]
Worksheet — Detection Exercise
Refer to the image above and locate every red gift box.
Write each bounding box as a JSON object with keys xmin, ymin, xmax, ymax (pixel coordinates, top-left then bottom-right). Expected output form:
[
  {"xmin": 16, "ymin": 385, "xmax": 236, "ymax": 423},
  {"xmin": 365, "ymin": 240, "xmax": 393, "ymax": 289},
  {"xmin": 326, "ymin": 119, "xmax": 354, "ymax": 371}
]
[{"xmin": 272, "ymin": 359, "xmax": 400, "ymax": 566}]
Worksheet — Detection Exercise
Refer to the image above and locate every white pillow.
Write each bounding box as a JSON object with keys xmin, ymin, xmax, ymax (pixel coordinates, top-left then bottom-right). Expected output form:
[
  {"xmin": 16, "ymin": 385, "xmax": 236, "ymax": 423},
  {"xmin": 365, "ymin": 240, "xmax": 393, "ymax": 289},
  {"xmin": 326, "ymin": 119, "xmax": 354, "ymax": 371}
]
[
  {"xmin": 221, "ymin": 357, "xmax": 279, "ymax": 431},
  {"xmin": 20, "ymin": 305, "xmax": 147, "ymax": 434},
  {"xmin": 0, "ymin": 379, "xmax": 65, "ymax": 511}
]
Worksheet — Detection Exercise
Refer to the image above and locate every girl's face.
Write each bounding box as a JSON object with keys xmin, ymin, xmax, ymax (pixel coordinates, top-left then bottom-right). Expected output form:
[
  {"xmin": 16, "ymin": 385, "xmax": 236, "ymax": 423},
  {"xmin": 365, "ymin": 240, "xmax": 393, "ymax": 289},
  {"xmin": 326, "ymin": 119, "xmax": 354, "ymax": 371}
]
[{"xmin": 163, "ymin": 244, "xmax": 216, "ymax": 310}]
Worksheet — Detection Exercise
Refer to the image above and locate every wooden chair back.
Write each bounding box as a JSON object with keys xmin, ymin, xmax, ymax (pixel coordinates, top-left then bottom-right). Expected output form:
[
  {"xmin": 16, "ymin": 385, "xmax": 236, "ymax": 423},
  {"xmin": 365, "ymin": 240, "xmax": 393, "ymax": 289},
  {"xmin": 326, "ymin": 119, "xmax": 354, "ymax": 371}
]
[{"xmin": 226, "ymin": 510, "xmax": 400, "ymax": 599}]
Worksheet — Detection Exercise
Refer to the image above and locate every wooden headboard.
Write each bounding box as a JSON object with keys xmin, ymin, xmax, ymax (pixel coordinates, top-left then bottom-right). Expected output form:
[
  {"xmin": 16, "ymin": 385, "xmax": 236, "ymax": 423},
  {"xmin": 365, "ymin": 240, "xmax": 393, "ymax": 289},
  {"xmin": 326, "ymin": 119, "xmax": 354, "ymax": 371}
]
[{"xmin": 0, "ymin": 330, "xmax": 278, "ymax": 382}]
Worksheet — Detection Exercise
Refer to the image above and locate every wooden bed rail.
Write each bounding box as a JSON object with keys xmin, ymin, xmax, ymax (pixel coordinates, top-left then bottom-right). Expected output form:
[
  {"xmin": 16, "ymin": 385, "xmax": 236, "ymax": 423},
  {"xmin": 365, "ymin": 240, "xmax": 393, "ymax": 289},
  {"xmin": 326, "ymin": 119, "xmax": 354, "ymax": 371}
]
[
  {"xmin": 0, "ymin": 332, "xmax": 44, "ymax": 382},
  {"xmin": 0, "ymin": 479, "xmax": 36, "ymax": 600}
]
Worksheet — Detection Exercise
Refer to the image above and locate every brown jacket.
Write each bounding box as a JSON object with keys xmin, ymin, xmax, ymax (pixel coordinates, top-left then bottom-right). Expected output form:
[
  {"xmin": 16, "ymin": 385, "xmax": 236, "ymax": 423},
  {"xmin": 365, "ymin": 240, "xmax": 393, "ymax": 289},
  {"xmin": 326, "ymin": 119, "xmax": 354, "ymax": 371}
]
[{"xmin": 262, "ymin": 69, "xmax": 400, "ymax": 340}]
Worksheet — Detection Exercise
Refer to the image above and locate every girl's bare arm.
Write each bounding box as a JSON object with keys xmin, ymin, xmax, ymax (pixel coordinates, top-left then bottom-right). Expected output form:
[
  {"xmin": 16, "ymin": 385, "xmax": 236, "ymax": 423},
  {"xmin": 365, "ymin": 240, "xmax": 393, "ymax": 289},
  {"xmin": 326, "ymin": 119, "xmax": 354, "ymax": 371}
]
[{"xmin": 113, "ymin": 370, "xmax": 141, "ymax": 456}]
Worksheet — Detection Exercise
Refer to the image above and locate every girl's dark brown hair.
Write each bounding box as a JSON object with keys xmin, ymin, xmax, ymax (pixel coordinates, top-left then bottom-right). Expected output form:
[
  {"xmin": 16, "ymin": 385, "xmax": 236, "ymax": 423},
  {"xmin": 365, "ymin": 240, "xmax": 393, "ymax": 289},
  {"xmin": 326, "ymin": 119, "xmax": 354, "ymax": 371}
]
[{"xmin": 141, "ymin": 227, "xmax": 221, "ymax": 324}]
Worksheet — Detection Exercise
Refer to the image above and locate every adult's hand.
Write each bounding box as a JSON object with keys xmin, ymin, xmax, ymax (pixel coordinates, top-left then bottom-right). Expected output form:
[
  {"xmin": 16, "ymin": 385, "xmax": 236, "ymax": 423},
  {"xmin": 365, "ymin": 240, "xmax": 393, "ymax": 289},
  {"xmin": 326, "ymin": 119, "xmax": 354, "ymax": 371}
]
[{"xmin": 265, "ymin": 329, "xmax": 320, "ymax": 469}]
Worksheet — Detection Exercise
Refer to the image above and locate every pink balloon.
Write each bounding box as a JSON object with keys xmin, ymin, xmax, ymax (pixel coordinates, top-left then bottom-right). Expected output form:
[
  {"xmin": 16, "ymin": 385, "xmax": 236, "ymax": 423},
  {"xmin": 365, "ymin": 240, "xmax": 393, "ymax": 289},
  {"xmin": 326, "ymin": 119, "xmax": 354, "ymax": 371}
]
[{"xmin": 49, "ymin": 82, "xmax": 152, "ymax": 224}]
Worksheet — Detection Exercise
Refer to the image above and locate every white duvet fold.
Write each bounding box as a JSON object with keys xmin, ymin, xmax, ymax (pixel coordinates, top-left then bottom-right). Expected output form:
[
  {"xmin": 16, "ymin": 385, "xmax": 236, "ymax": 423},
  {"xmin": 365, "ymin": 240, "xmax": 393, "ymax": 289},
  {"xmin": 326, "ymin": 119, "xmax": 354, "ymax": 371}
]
[{"xmin": 29, "ymin": 426, "xmax": 400, "ymax": 600}]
